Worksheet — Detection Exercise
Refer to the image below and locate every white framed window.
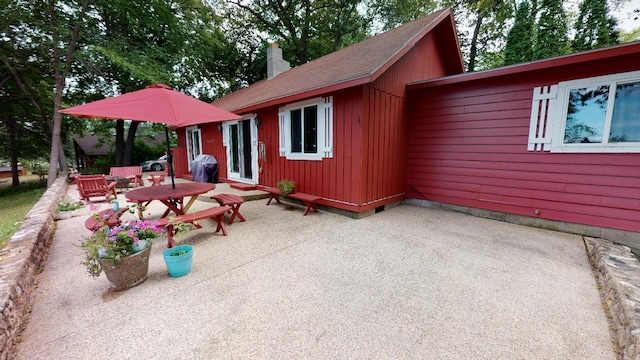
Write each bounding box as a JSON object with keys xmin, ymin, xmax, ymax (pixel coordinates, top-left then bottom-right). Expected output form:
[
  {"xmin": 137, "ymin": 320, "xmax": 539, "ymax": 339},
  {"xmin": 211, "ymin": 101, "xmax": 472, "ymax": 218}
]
[
  {"xmin": 278, "ymin": 96, "xmax": 333, "ymax": 160},
  {"xmin": 529, "ymin": 70, "xmax": 640, "ymax": 153}
]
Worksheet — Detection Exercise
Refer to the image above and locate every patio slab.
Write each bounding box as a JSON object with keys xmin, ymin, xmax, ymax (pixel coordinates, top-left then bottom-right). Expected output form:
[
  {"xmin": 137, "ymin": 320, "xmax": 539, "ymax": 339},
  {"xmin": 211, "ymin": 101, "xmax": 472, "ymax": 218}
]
[{"xmin": 14, "ymin": 183, "xmax": 614, "ymax": 359}]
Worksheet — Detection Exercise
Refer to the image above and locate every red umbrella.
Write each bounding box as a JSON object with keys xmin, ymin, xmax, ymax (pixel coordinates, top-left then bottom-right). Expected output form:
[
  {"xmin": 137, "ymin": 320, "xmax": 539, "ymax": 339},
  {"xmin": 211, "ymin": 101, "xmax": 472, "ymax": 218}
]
[{"xmin": 60, "ymin": 84, "xmax": 242, "ymax": 188}]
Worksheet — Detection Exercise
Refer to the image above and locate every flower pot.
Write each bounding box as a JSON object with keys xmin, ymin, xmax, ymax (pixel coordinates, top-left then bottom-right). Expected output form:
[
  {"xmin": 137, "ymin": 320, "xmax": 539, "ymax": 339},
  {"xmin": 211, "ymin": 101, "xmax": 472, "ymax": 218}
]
[
  {"xmin": 57, "ymin": 211, "xmax": 72, "ymax": 220},
  {"xmin": 162, "ymin": 245, "xmax": 193, "ymax": 278},
  {"xmin": 98, "ymin": 243, "xmax": 152, "ymax": 290}
]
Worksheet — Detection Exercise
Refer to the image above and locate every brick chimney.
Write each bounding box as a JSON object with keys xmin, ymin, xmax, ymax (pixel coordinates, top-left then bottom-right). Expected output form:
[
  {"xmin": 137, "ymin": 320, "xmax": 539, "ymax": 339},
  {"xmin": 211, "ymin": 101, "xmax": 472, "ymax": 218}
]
[{"xmin": 267, "ymin": 43, "xmax": 290, "ymax": 79}]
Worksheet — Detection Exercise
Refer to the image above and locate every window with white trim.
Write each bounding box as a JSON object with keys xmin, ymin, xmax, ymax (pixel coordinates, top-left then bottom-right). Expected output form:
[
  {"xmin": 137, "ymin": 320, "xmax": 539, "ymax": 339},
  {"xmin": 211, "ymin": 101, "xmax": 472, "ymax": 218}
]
[
  {"xmin": 528, "ymin": 70, "xmax": 640, "ymax": 153},
  {"xmin": 278, "ymin": 97, "xmax": 333, "ymax": 160}
]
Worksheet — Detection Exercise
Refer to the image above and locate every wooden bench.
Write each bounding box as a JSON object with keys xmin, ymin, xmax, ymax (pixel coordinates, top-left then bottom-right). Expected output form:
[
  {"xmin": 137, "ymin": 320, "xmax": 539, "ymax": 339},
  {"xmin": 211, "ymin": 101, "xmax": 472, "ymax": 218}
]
[
  {"xmin": 84, "ymin": 208, "xmax": 128, "ymax": 231},
  {"xmin": 288, "ymin": 192, "xmax": 321, "ymax": 216},
  {"xmin": 109, "ymin": 166, "xmax": 144, "ymax": 188},
  {"xmin": 210, "ymin": 193, "xmax": 246, "ymax": 225},
  {"xmin": 260, "ymin": 186, "xmax": 320, "ymax": 216},
  {"xmin": 260, "ymin": 186, "xmax": 281, "ymax": 205},
  {"xmin": 156, "ymin": 205, "xmax": 232, "ymax": 248}
]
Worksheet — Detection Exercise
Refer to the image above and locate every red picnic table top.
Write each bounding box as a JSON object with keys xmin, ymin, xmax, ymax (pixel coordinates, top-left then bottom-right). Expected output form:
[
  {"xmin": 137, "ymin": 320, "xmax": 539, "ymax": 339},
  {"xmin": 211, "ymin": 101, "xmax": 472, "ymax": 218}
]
[{"xmin": 125, "ymin": 182, "xmax": 216, "ymax": 218}]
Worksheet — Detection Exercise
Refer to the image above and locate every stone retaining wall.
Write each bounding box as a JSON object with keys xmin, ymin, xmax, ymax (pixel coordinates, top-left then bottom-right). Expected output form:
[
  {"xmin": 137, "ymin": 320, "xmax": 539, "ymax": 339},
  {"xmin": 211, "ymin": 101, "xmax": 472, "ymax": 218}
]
[
  {"xmin": 585, "ymin": 237, "xmax": 640, "ymax": 359},
  {"xmin": 0, "ymin": 176, "xmax": 66, "ymax": 360}
]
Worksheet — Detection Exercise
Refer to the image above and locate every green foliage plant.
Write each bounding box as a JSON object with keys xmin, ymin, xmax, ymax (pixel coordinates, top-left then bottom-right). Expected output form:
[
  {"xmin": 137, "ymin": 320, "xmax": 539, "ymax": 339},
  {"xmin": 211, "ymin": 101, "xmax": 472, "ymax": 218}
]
[
  {"xmin": 534, "ymin": 0, "xmax": 570, "ymax": 60},
  {"xmin": 80, "ymin": 220, "xmax": 163, "ymax": 277},
  {"xmin": 504, "ymin": 1, "xmax": 534, "ymax": 65},
  {"xmin": 56, "ymin": 195, "xmax": 83, "ymax": 213},
  {"xmin": 277, "ymin": 179, "xmax": 295, "ymax": 197},
  {"xmin": 571, "ymin": 0, "xmax": 619, "ymax": 52}
]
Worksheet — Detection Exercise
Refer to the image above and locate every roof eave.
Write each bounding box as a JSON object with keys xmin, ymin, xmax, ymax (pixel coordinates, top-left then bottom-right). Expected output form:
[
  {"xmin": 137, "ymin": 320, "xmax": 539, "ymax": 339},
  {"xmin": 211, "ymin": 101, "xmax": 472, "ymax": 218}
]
[
  {"xmin": 408, "ymin": 41, "xmax": 640, "ymax": 90},
  {"xmin": 230, "ymin": 76, "xmax": 372, "ymax": 114}
]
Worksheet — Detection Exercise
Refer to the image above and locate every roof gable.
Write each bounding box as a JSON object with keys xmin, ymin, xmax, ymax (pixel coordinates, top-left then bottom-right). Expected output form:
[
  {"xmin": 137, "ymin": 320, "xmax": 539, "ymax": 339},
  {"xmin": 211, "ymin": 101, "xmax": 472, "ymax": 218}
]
[{"xmin": 214, "ymin": 8, "xmax": 460, "ymax": 113}]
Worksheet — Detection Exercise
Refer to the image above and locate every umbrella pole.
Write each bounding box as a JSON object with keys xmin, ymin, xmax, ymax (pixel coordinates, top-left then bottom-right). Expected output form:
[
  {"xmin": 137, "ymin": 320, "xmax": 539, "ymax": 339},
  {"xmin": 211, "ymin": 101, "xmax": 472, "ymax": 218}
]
[{"xmin": 165, "ymin": 126, "xmax": 176, "ymax": 189}]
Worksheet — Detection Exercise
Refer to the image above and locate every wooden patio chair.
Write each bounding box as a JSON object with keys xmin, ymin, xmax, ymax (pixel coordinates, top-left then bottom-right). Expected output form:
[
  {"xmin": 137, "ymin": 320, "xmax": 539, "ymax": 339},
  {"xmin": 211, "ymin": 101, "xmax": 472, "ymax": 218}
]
[{"xmin": 76, "ymin": 175, "xmax": 118, "ymax": 202}]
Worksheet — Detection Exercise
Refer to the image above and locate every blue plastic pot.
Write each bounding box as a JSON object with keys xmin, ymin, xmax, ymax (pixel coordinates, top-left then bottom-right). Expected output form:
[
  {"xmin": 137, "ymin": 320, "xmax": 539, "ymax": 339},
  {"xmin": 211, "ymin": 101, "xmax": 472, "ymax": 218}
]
[{"xmin": 162, "ymin": 245, "xmax": 194, "ymax": 277}]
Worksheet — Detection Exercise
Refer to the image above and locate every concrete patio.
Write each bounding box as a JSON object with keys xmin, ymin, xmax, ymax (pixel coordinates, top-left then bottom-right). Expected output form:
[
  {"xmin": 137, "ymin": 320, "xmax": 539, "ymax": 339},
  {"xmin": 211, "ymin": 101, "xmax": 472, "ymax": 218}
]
[{"xmin": 14, "ymin": 180, "xmax": 614, "ymax": 359}]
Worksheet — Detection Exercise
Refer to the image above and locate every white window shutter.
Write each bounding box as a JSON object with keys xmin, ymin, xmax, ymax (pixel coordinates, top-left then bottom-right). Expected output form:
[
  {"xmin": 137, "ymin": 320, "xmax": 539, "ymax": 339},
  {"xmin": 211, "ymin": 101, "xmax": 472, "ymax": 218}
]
[
  {"xmin": 318, "ymin": 97, "xmax": 333, "ymax": 158},
  {"xmin": 222, "ymin": 123, "xmax": 229, "ymax": 146},
  {"xmin": 278, "ymin": 109, "xmax": 286, "ymax": 156},
  {"xmin": 528, "ymin": 85, "xmax": 558, "ymax": 152}
]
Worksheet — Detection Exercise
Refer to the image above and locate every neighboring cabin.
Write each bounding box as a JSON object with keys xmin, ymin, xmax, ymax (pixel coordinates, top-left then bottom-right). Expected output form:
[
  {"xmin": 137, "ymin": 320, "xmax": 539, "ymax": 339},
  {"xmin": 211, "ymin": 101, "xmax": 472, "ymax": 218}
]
[{"xmin": 169, "ymin": 8, "xmax": 640, "ymax": 248}]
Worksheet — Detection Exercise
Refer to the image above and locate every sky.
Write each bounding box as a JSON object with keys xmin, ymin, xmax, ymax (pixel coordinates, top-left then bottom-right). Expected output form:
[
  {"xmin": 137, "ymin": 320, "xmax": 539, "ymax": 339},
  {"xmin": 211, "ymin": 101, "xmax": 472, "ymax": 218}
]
[{"xmin": 612, "ymin": 0, "xmax": 640, "ymax": 32}]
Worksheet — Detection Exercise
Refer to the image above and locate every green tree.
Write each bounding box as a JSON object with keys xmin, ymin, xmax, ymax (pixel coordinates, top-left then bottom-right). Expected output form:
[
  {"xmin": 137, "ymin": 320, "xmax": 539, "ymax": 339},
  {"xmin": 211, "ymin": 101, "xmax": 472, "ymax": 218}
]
[
  {"xmin": 225, "ymin": 0, "xmax": 371, "ymax": 67},
  {"xmin": 572, "ymin": 0, "xmax": 619, "ymax": 51},
  {"xmin": 533, "ymin": 0, "xmax": 569, "ymax": 60},
  {"xmin": 367, "ymin": 0, "xmax": 439, "ymax": 31},
  {"xmin": 504, "ymin": 1, "xmax": 534, "ymax": 65},
  {"xmin": 63, "ymin": 0, "xmax": 229, "ymax": 167}
]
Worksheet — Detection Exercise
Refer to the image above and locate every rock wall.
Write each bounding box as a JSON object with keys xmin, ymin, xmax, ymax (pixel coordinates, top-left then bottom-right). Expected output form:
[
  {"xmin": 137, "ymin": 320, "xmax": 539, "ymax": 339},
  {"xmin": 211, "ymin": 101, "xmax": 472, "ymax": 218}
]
[
  {"xmin": 585, "ymin": 237, "xmax": 640, "ymax": 359},
  {"xmin": 0, "ymin": 176, "xmax": 66, "ymax": 359}
]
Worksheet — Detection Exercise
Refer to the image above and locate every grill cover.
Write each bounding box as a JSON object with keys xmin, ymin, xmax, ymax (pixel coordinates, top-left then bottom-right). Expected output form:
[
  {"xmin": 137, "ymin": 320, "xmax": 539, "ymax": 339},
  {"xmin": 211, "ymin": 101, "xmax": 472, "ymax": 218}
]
[{"xmin": 190, "ymin": 154, "xmax": 219, "ymax": 183}]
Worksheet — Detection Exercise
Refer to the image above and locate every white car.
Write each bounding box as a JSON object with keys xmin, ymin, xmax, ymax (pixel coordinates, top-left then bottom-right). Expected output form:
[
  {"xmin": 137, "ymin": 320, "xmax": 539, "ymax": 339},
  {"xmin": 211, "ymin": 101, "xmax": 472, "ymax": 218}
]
[{"xmin": 141, "ymin": 154, "xmax": 167, "ymax": 172}]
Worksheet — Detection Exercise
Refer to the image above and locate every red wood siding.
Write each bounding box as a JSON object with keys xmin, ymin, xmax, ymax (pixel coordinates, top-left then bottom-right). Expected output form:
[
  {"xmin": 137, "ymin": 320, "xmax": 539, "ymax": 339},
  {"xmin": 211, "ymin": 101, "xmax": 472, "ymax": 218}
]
[
  {"xmin": 257, "ymin": 88, "xmax": 365, "ymax": 212},
  {"xmin": 175, "ymin": 125, "xmax": 228, "ymax": 180},
  {"xmin": 407, "ymin": 52, "xmax": 640, "ymax": 232},
  {"xmin": 358, "ymin": 31, "xmax": 451, "ymax": 211}
]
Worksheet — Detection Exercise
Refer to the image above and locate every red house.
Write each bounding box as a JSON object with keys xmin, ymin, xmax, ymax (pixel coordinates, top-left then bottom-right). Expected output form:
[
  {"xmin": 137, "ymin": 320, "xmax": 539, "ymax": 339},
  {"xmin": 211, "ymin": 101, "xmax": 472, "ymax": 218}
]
[
  {"xmin": 173, "ymin": 9, "xmax": 463, "ymax": 214},
  {"xmin": 170, "ymin": 8, "xmax": 640, "ymax": 248}
]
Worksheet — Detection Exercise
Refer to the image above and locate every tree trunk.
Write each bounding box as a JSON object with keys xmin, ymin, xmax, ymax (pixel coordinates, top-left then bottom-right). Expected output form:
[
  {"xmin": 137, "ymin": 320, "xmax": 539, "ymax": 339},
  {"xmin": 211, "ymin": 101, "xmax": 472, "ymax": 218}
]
[
  {"xmin": 47, "ymin": 61, "xmax": 64, "ymax": 187},
  {"xmin": 467, "ymin": 11, "xmax": 485, "ymax": 72},
  {"xmin": 123, "ymin": 121, "xmax": 140, "ymax": 166},
  {"xmin": 115, "ymin": 120, "xmax": 125, "ymax": 166},
  {"xmin": 47, "ymin": 0, "xmax": 88, "ymax": 187},
  {"xmin": 8, "ymin": 117, "xmax": 19, "ymax": 187}
]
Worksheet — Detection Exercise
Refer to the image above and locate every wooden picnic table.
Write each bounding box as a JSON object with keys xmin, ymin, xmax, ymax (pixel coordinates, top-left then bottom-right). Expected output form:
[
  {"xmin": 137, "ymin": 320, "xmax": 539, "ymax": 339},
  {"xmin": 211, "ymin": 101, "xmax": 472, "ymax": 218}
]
[{"xmin": 125, "ymin": 182, "xmax": 216, "ymax": 219}]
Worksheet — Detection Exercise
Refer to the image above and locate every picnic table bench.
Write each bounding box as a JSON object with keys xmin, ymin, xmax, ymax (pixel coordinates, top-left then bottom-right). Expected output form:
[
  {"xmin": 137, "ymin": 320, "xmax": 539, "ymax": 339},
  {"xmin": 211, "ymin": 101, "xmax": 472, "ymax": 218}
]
[
  {"xmin": 261, "ymin": 186, "xmax": 320, "ymax": 216},
  {"xmin": 156, "ymin": 205, "xmax": 232, "ymax": 248},
  {"xmin": 210, "ymin": 193, "xmax": 246, "ymax": 225},
  {"xmin": 288, "ymin": 192, "xmax": 321, "ymax": 216},
  {"xmin": 84, "ymin": 208, "xmax": 128, "ymax": 231}
]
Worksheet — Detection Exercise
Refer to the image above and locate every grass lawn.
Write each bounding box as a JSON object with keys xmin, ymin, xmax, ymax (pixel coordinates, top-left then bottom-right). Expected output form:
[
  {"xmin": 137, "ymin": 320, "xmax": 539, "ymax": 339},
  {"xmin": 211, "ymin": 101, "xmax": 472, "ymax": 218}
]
[{"xmin": 0, "ymin": 179, "xmax": 47, "ymax": 250}]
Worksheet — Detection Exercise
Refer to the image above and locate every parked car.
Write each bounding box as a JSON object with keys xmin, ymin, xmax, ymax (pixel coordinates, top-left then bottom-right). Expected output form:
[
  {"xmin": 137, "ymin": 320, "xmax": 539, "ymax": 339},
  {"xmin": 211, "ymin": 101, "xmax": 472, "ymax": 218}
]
[{"xmin": 141, "ymin": 154, "xmax": 167, "ymax": 172}]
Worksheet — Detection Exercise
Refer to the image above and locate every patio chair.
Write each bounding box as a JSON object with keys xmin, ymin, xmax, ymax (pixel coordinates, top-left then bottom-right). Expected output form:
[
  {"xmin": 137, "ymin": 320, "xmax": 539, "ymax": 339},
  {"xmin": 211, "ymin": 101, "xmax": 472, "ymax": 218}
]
[{"xmin": 76, "ymin": 175, "xmax": 118, "ymax": 202}]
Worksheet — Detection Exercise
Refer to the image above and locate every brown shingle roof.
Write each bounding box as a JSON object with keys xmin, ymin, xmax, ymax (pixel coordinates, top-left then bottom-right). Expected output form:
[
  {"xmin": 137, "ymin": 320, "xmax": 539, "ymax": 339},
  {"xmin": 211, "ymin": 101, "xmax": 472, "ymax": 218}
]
[{"xmin": 213, "ymin": 9, "xmax": 452, "ymax": 113}]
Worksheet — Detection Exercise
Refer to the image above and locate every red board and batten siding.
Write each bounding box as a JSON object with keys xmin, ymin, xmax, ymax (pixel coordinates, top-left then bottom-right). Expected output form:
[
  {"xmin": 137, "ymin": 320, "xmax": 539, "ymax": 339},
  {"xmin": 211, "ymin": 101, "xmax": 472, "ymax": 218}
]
[
  {"xmin": 257, "ymin": 88, "xmax": 365, "ymax": 212},
  {"xmin": 358, "ymin": 31, "xmax": 453, "ymax": 211},
  {"xmin": 175, "ymin": 125, "xmax": 228, "ymax": 180},
  {"xmin": 406, "ymin": 50, "xmax": 640, "ymax": 232}
]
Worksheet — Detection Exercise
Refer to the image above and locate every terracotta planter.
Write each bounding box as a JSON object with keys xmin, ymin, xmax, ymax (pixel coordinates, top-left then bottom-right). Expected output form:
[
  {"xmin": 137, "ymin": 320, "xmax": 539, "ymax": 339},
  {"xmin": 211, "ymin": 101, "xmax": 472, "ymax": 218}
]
[{"xmin": 98, "ymin": 243, "xmax": 152, "ymax": 290}]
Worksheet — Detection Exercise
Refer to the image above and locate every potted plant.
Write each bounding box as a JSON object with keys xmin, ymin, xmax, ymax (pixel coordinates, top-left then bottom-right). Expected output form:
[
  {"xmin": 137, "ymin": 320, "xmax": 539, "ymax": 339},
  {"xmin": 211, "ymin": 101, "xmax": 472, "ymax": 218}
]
[
  {"xmin": 162, "ymin": 221, "xmax": 196, "ymax": 277},
  {"xmin": 56, "ymin": 195, "xmax": 83, "ymax": 219},
  {"xmin": 277, "ymin": 179, "xmax": 295, "ymax": 197},
  {"xmin": 80, "ymin": 220, "xmax": 163, "ymax": 290}
]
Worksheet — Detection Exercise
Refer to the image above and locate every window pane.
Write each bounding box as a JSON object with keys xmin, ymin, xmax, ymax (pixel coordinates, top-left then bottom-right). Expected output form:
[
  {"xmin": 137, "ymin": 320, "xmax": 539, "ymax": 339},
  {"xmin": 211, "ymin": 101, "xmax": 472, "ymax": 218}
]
[
  {"xmin": 291, "ymin": 109, "xmax": 302, "ymax": 153},
  {"xmin": 610, "ymin": 82, "xmax": 640, "ymax": 143},
  {"xmin": 563, "ymin": 85, "xmax": 609, "ymax": 144},
  {"xmin": 303, "ymin": 106, "xmax": 317, "ymax": 153}
]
